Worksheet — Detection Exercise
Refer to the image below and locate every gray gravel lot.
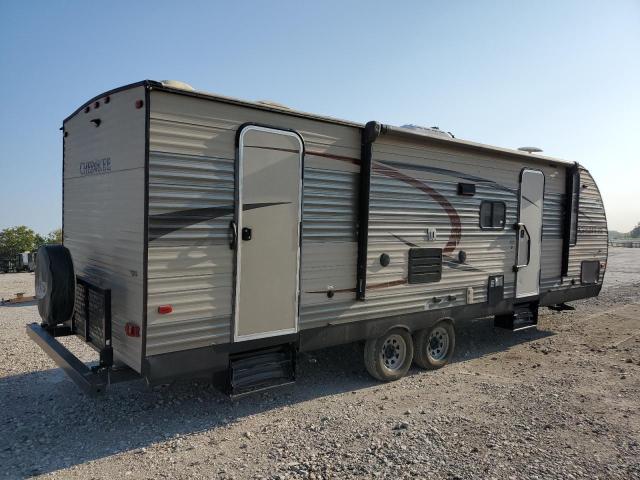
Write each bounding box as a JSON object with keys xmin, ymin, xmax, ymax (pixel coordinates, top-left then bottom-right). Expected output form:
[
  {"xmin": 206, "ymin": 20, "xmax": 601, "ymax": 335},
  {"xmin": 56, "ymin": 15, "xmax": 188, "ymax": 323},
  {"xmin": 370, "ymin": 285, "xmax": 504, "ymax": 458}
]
[{"xmin": 0, "ymin": 248, "xmax": 639, "ymax": 479}]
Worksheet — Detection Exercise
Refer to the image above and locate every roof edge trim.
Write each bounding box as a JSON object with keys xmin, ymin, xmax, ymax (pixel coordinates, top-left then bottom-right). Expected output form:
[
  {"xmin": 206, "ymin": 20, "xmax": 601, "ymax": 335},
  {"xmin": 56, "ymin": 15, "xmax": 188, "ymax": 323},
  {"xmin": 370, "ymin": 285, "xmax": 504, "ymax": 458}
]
[
  {"xmin": 370, "ymin": 121, "xmax": 572, "ymax": 166},
  {"xmin": 63, "ymin": 80, "xmax": 161, "ymax": 124}
]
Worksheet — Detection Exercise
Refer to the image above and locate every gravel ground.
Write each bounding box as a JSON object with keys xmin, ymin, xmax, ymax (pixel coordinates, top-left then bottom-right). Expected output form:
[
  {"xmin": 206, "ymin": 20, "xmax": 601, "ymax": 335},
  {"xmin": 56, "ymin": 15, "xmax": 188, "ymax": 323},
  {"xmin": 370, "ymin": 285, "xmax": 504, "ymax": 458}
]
[{"xmin": 0, "ymin": 248, "xmax": 639, "ymax": 479}]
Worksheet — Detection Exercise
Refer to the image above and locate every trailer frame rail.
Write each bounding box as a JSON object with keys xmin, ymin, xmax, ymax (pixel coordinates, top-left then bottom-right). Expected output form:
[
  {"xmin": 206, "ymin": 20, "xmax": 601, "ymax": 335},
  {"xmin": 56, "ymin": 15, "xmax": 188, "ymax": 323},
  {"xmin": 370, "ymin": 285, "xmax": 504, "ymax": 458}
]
[{"xmin": 27, "ymin": 323, "xmax": 107, "ymax": 394}]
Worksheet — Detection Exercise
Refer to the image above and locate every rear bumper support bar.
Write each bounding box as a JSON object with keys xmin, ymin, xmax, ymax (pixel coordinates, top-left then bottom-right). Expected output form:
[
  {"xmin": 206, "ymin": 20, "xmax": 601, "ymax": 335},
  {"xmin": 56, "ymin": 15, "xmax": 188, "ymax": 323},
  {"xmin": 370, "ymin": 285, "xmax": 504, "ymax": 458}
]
[{"xmin": 26, "ymin": 323, "xmax": 138, "ymax": 395}]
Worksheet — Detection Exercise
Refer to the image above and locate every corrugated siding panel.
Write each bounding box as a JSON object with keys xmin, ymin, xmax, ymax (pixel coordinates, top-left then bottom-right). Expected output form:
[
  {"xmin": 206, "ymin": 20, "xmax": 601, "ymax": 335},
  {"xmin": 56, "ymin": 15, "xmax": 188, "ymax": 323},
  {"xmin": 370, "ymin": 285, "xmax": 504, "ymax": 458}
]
[
  {"xmin": 298, "ymin": 167, "xmax": 358, "ymax": 330},
  {"xmin": 63, "ymin": 86, "xmax": 146, "ymax": 372},
  {"xmin": 303, "ymin": 168, "xmax": 357, "ymax": 242},
  {"xmin": 146, "ymin": 149, "xmax": 234, "ymax": 356},
  {"xmin": 540, "ymin": 191, "xmax": 564, "ymax": 290}
]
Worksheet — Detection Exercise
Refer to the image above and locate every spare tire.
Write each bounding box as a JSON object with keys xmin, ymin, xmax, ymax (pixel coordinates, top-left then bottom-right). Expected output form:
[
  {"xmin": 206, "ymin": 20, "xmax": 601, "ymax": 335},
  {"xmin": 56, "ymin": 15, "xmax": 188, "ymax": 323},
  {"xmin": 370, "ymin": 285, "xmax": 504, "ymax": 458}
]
[{"xmin": 35, "ymin": 245, "xmax": 75, "ymax": 327}]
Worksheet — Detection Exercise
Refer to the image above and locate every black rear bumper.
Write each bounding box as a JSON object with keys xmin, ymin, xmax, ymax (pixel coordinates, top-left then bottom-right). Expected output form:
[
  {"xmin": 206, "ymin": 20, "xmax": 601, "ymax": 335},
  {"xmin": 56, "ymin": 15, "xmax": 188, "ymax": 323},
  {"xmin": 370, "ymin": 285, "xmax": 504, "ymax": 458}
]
[{"xmin": 26, "ymin": 323, "xmax": 138, "ymax": 395}]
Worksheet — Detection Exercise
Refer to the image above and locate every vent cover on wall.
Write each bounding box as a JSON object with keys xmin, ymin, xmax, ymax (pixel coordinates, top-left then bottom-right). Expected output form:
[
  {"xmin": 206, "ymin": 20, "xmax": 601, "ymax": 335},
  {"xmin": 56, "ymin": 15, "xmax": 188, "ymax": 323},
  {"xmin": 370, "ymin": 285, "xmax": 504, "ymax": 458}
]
[
  {"xmin": 408, "ymin": 248, "xmax": 443, "ymax": 284},
  {"xmin": 581, "ymin": 260, "xmax": 600, "ymax": 284}
]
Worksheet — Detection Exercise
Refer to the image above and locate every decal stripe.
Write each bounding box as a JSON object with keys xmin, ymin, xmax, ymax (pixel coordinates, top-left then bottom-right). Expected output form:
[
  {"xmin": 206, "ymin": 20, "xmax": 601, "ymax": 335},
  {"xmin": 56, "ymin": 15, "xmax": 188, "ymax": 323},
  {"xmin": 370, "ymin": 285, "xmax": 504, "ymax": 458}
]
[
  {"xmin": 373, "ymin": 162, "xmax": 462, "ymax": 255},
  {"xmin": 390, "ymin": 233, "xmax": 418, "ymax": 248},
  {"xmin": 148, "ymin": 202, "xmax": 290, "ymax": 241},
  {"xmin": 244, "ymin": 202, "xmax": 291, "ymax": 211},
  {"xmin": 443, "ymin": 257, "xmax": 484, "ymax": 272},
  {"xmin": 378, "ymin": 159, "xmax": 517, "ymax": 195},
  {"xmin": 521, "ymin": 194, "xmax": 538, "ymax": 207}
]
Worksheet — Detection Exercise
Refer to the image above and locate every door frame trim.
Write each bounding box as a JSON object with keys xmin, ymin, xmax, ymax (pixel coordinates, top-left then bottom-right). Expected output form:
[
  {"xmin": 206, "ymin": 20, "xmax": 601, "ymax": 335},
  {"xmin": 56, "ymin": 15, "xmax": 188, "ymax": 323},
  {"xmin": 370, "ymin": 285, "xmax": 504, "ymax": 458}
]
[
  {"xmin": 232, "ymin": 124, "xmax": 305, "ymax": 343},
  {"xmin": 515, "ymin": 167, "xmax": 545, "ymax": 299}
]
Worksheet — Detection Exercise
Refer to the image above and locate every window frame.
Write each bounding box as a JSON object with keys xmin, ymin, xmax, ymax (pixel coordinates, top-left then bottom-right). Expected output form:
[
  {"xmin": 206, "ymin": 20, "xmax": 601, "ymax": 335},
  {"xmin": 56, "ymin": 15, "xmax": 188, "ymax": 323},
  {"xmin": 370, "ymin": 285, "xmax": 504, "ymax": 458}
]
[{"xmin": 479, "ymin": 200, "xmax": 507, "ymax": 230}]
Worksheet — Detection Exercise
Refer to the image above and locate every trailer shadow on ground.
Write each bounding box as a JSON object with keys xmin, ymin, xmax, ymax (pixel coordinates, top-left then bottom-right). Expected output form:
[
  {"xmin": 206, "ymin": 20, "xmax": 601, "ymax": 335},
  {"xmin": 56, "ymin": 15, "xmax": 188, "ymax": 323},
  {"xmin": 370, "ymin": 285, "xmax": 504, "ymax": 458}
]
[{"xmin": 0, "ymin": 317, "xmax": 553, "ymax": 478}]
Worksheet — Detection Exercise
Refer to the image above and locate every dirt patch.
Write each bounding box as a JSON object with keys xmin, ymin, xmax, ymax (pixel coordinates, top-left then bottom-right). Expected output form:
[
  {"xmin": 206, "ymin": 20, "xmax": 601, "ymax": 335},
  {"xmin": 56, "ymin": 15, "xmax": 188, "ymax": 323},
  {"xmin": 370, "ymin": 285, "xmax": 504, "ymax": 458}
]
[
  {"xmin": 0, "ymin": 272, "xmax": 35, "ymax": 301},
  {"xmin": 0, "ymin": 248, "xmax": 639, "ymax": 479}
]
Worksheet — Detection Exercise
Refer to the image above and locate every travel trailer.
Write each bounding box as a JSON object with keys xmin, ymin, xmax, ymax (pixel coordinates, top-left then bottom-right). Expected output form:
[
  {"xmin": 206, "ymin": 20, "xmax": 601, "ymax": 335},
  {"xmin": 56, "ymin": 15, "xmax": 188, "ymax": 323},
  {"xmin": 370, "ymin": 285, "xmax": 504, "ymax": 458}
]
[
  {"xmin": 28, "ymin": 80, "xmax": 608, "ymax": 396},
  {"xmin": 16, "ymin": 251, "xmax": 36, "ymax": 272},
  {"xmin": 0, "ymin": 258, "xmax": 15, "ymax": 274}
]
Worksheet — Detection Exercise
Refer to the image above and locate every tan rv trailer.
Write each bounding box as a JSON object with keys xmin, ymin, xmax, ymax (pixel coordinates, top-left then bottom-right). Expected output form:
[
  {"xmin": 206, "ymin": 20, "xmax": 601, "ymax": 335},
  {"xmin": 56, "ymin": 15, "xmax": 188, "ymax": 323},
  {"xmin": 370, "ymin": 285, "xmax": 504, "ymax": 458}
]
[{"xmin": 28, "ymin": 80, "xmax": 608, "ymax": 396}]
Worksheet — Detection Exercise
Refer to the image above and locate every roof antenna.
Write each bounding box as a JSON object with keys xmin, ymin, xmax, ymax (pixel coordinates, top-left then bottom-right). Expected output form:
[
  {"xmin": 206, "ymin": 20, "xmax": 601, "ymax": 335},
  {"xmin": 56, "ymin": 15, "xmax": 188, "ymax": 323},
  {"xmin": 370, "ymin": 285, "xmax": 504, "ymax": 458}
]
[{"xmin": 518, "ymin": 146, "xmax": 543, "ymax": 154}]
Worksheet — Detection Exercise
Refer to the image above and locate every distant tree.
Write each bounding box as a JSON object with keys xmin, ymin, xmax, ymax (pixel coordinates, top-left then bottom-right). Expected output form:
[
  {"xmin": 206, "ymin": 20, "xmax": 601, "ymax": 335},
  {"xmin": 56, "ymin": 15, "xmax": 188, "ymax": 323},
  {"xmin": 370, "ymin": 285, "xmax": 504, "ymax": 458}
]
[
  {"xmin": 33, "ymin": 228, "xmax": 63, "ymax": 250},
  {"xmin": 631, "ymin": 223, "xmax": 640, "ymax": 239},
  {"xmin": 0, "ymin": 226, "xmax": 38, "ymax": 259},
  {"xmin": 34, "ymin": 233, "xmax": 47, "ymax": 249},
  {"xmin": 47, "ymin": 228, "xmax": 62, "ymax": 244}
]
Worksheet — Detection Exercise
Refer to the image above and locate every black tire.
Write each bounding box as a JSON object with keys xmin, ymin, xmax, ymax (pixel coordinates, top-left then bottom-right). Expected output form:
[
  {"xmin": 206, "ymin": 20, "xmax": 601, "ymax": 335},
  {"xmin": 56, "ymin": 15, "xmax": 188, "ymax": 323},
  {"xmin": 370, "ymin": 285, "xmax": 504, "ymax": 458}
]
[
  {"xmin": 35, "ymin": 245, "xmax": 75, "ymax": 327},
  {"xmin": 413, "ymin": 320, "xmax": 455, "ymax": 370},
  {"xmin": 364, "ymin": 328, "xmax": 414, "ymax": 381}
]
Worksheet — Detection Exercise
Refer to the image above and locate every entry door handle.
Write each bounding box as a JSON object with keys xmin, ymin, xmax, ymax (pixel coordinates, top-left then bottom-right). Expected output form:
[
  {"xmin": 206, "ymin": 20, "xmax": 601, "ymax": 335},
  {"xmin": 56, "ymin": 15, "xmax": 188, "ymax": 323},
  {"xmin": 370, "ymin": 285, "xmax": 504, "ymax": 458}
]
[
  {"xmin": 242, "ymin": 227, "xmax": 252, "ymax": 241},
  {"xmin": 513, "ymin": 223, "xmax": 531, "ymax": 271}
]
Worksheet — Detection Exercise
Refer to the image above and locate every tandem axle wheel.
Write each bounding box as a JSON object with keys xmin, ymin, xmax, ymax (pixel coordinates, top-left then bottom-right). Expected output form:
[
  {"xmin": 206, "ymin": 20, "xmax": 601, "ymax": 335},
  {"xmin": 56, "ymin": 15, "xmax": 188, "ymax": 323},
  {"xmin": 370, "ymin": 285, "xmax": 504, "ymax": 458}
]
[{"xmin": 363, "ymin": 320, "xmax": 456, "ymax": 381}]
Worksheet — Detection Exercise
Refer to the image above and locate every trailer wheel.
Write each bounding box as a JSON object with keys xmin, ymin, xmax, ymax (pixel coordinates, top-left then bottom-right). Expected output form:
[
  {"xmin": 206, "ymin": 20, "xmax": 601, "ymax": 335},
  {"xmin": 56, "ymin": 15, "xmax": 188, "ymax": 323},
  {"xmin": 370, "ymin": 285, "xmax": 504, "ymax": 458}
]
[
  {"xmin": 364, "ymin": 328, "xmax": 414, "ymax": 381},
  {"xmin": 413, "ymin": 320, "xmax": 455, "ymax": 370}
]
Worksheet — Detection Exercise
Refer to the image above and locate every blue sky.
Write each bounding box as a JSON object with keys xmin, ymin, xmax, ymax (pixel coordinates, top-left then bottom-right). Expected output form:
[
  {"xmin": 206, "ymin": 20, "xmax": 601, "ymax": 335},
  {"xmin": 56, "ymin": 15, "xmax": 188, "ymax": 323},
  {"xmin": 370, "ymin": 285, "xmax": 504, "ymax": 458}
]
[{"xmin": 1, "ymin": 0, "xmax": 638, "ymax": 232}]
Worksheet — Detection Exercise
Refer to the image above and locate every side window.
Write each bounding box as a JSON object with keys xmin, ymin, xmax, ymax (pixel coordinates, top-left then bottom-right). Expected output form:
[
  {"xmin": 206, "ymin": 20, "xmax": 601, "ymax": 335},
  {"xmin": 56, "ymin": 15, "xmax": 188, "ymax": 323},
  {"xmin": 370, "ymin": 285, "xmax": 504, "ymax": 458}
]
[
  {"xmin": 492, "ymin": 202, "xmax": 506, "ymax": 228},
  {"xmin": 569, "ymin": 170, "xmax": 580, "ymax": 245},
  {"xmin": 480, "ymin": 201, "xmax": 506, "ymax": 229}
]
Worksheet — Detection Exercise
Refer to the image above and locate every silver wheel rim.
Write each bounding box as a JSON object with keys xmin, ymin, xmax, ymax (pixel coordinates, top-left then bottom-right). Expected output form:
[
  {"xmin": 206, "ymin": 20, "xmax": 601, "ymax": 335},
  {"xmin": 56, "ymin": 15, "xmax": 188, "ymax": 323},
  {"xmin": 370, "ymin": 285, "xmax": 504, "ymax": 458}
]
[
  {"xmin": 427, "ymin": 326, "xmax": 449, "ymax": 361},
  {"xmin": 381, "ymin": 334, "xmax": 407, "ymax": 372}
]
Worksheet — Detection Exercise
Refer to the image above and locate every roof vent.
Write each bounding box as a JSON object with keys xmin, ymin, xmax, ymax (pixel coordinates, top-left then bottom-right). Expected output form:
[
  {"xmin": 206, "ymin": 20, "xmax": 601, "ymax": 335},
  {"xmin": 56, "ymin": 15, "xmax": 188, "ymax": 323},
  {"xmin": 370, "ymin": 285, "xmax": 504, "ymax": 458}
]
[
  {"xmin": 518, "ymin": 146, "xmax": 543, "ymax": 154},
  {"xmin": 160, "ymin": 80, "xmax": 195, "ymax": 91},
  {"xmin": 401, "ymin": 124, "xmax": 454, "ymax": 139},
  {"xmin": 256, "ymin": 100, "xmax": 291, "ymax": 110}
]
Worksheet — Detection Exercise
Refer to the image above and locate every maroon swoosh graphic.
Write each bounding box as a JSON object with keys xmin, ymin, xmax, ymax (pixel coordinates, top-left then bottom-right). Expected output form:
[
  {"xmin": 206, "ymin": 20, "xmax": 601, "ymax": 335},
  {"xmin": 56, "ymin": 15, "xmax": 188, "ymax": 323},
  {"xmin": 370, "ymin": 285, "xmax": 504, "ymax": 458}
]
[{"xmin": 372, "ymin": 162, "xmax": 462, "ymax": 255}]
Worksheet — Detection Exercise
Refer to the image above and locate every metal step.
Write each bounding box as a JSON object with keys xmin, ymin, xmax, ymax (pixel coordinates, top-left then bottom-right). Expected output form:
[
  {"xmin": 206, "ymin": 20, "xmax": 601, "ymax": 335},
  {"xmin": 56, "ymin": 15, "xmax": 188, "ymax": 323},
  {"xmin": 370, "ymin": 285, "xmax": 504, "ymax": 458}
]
[
  {"xmin": 495, "ymin": 303, "xmax": 538, "ymax": 331},
  {"xmin": 228, "ymin": 344, "xmax": 296, "ymax": 398}
]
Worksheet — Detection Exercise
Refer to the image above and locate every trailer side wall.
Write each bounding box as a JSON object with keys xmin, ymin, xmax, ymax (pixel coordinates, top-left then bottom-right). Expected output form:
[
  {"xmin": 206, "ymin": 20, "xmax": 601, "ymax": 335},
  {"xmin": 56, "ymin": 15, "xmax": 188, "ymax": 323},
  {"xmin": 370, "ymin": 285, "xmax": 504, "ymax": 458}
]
[{"xmin": 144, "ymin": 88, "xmax": 607, "ymax": 362}]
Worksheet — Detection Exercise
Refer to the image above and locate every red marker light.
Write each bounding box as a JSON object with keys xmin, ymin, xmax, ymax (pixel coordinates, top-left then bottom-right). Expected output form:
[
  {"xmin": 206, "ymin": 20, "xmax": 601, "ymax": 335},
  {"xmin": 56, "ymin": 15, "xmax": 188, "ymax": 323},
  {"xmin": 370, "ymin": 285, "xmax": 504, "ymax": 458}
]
[
  {"xmin": 84, "ymin": 106, "xmax": 90, "ymax": 113},
  {"xmin": 104, "ymin": 96, "xmax": 110, "ymax": 104},
  {"xmin": 94, "ymin": 101, "xmax": 100, "ymax": 109},
  {"xmin": 157, "ymin": 305, "xmax": 173, "ymax": 314},
  {"xmin": 125, "ymin": 323, "xmax": 141, "ymax": 337},
  {"xmin": 135, "ymin": 99, "xmax": 144, "ymax": 109}
]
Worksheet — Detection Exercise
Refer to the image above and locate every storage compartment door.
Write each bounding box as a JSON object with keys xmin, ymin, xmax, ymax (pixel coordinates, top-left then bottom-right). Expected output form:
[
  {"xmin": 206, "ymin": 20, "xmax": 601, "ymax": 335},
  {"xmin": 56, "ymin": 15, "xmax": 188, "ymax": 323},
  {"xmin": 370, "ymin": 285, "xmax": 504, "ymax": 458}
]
[{"xmin": 233, "ymin": 126, "xmax": 303, "ymax": 341}]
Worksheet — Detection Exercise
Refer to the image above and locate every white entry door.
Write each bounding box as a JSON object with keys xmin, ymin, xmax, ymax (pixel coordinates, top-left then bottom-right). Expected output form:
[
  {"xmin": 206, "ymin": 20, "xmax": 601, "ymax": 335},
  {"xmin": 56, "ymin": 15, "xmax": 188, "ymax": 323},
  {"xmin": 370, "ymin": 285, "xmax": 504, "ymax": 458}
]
[
  {"xmin": 515, "ymin": 169, "xmax": 545, "ymax": 298},
  {"xmin": 233, "ymin": 125, "xmax": 303, "ymax": 342}
]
